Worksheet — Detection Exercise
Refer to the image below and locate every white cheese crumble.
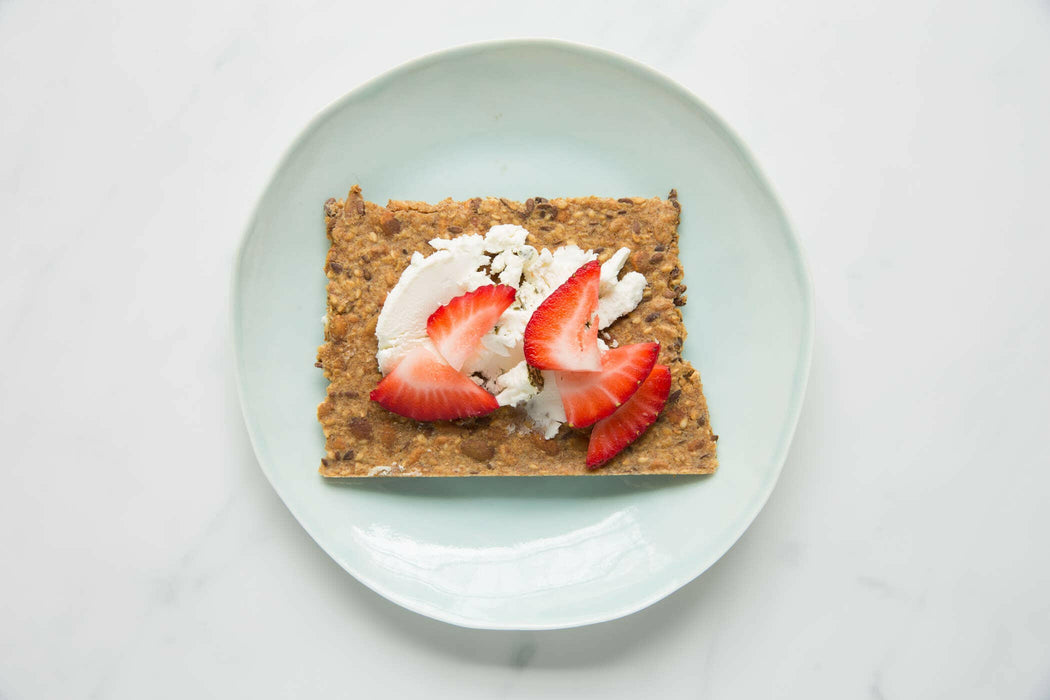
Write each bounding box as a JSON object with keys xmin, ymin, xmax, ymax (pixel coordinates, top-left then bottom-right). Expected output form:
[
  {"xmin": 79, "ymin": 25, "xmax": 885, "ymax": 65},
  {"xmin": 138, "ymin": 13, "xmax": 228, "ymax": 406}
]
[
  {"xmin": 374, "ymin": 225, "xmax": 648, "ymax": 438},
  {"xmin": 493, "ymin": 360, "xmax": 539, "ymax": 406},
  {"xmin": 525, "ymin": 370, "xmax": 567, "ymax": 439}
]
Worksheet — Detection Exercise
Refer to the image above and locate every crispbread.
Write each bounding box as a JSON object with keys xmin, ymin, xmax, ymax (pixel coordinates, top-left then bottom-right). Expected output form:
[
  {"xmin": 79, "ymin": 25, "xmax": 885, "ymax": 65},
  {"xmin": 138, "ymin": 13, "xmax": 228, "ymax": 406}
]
[{"xmin": 316, "ymin": 187, "xmax": 717, "ymax": 476}]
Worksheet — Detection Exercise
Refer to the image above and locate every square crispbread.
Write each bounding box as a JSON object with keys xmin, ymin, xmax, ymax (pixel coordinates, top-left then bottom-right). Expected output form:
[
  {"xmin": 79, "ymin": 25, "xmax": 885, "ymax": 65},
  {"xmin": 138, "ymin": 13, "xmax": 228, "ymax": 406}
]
[{"xmin": 316, "ymin": 186, "xmax": 718, "ymax": 476}]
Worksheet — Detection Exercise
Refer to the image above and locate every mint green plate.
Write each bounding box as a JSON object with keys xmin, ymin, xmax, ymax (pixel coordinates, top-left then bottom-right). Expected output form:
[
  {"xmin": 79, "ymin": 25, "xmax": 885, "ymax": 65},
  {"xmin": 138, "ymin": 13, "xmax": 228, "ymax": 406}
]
[{"xmin": 233, "ymin": 39, "xmax": 812, "ymax": 630}]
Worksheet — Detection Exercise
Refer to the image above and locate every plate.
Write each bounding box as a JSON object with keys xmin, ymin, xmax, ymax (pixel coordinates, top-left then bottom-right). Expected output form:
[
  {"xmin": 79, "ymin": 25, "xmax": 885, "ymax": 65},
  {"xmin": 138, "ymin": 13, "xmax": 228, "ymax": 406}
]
[{"xmin": 232, "ymin": 39, "xmax": 813, "ymax": 629}]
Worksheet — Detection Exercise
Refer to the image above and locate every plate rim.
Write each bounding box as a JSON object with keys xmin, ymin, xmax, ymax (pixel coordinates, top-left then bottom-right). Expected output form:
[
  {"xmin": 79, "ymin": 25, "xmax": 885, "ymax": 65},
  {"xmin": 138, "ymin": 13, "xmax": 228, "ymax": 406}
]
[{"xmin": 231, "ymin": 37, "xmax": 815, "ymax": 630}]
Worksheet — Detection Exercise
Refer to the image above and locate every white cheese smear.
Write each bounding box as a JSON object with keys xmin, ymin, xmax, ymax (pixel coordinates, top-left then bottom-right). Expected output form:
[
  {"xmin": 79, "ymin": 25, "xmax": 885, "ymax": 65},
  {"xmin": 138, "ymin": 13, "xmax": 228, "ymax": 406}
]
[{"xmin": 374, "ymin": 225, "xmax": 647, "ymax": 438}]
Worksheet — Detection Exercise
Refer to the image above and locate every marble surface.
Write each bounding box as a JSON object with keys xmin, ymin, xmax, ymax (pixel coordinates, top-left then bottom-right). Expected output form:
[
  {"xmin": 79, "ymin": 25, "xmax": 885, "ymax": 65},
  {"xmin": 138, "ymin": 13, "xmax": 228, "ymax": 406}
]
[{"xmin": 2, "ymin": 0, "xmax": 1049, "ymax": 697}]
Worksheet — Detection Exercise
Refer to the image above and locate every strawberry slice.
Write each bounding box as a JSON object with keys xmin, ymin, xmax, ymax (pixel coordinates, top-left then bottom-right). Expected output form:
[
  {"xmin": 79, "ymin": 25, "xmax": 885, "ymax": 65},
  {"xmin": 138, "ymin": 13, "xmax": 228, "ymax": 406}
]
[
  {"xmin": 523, "ymin": 260, "xmax": 601, "ymax": 372},
  {"xmin": 370, "ymin": 344, "xmax": 498, "ymax": 421},
  {"xmin": 587, "ymin": 364, "xmax": 672, "ymax": 469},
  {"xmin": 427, "ymin": 284, "xmax": 517, "ymax": 371},
  {"xmin": 555, "ymin": 342, "xmax": 659, "ymax": 428}
]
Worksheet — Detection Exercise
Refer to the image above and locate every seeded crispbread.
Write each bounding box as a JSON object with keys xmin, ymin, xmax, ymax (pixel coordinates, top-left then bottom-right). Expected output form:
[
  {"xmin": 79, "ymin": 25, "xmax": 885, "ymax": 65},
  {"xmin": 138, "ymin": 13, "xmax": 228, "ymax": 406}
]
[{"xmin": 316, "ymin": 187, "xmax": 718, "ymax": 476}]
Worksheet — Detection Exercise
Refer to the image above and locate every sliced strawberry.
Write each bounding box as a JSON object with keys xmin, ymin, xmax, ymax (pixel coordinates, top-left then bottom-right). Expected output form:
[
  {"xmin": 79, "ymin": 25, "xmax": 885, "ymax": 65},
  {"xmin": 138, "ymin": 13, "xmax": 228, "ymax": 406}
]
[
  {"xmin": 587, "ymin": 364, "xmax": 672, "ymax": 469},
  {"xmin": 370, "ymin": 345, "xmax": 498, "ymax": 421},
  {"xmin": 523, "ymin": 260, "xmax": 601, "ymax": 372},
  {"xmin": 555, "ymin": 342, "xmax": 659, "ymax": 428},
  {"xmin": 427, "ymin": 284, "xmax": 516, "ymax": 371}
]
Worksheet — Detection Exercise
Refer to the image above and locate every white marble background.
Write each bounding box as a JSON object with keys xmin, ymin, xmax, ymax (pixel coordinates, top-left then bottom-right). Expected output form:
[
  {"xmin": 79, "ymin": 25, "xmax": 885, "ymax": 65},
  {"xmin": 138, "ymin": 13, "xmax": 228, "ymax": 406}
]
[{"xmin": 2, "ymin": 0, "xmax": 1049, "ymax": 697}]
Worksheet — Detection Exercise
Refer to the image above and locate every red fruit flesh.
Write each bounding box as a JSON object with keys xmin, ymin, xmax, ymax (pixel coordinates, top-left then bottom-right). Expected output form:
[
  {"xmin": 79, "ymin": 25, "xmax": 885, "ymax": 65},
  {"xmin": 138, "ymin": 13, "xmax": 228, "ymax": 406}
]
[
  {"xmin": 555, "ymin": 342, "xmax": 659, "ymax": 428},
  {"xmin": 587, "ymin": 364, "xmax": 672, "ymax": 469},
  {"xmin": 369, "ymin": 345, "xmax": 498, "ymax": 421},
  {"xmin": 427, "ymin": 284, "xmax": 517, "ymax": 371},
  {"xmin": 523, "ymin": 260, "xmax": 602, "ymax": 372}
]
